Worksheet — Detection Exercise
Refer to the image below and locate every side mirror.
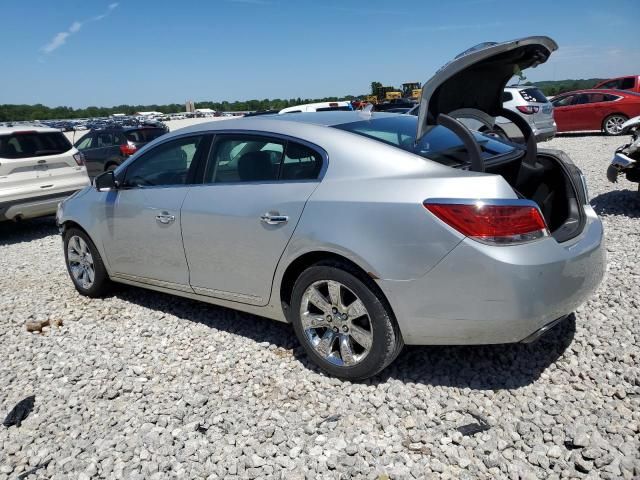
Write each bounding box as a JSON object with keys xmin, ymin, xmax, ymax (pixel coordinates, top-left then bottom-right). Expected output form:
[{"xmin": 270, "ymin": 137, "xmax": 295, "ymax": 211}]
[{"xmin": 95, "ymin": 171, "xmax": 118, "ymax": 192}]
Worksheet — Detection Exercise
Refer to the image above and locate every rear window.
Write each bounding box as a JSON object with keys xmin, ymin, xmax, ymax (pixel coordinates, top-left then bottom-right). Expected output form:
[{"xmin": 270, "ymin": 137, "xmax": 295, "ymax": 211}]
[
  {"xmin": 620, "ymin": 77, "xmax": 636, "ymax": 90},
  {"xmin": 518, "ymin": 88, "xmax": 548, "ymax": 103},
  {"xmin": 333, "ymin": 115, "xmax": 519, "ymax": 168},
  {"xmin": 0, "ymin": 131, "xmax": 72, "ymax": 159},
  {"xmin": 125, "ymin": 128, "xmax": 166, "ymax": 143}
]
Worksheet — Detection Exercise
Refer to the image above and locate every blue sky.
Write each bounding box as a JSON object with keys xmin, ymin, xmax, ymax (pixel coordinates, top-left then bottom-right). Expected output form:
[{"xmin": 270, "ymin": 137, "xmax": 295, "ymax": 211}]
[{"xmin": 2, "ymin": 0, "xmax": 638, "ymax": 107}]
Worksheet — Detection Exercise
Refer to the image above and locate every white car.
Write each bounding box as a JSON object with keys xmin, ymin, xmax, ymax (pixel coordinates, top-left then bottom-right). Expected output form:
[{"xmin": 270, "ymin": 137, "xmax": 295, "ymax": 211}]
[
  {"xmin": 279, "ymin": 101, "xmax": 353, "ymax": 114},
  {"xmin": 0, "ymin": 126, "xmax": 90, "ymax": 221}
]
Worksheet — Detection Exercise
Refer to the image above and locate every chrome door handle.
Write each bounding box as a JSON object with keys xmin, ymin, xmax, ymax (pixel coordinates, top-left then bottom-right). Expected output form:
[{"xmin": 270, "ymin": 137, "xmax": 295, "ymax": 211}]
[
  {"xmin": 260, "ymin": 213, "xmax": 288, "ymax": 225},
  {"xmin": 156, "ymin": 212, "xmax": 175, "ymax": 225}
]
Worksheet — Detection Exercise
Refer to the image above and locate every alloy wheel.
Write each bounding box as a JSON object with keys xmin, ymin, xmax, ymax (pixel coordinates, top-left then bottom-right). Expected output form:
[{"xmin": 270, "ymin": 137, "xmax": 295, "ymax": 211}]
[
  {"xmin": 300, "ymin": 280, "xmax": 373, "ymax": 367},
  {"xmin": 605, "ymin": 116, "xmax": 626, "ymax": 135},
  {"xmin": 67, "ymin": 235, "xmax": 95, "ymax": 289}
]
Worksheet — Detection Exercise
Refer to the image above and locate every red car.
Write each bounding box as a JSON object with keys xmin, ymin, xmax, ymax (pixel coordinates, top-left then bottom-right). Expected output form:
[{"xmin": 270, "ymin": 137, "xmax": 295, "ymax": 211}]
[
  {"xmin": 551, "ymin": 89, "xmax": 640, "ymax": 135},
  {"xmin": 594, "ymin": 75, "xmax": 640, "ymax": 94}
]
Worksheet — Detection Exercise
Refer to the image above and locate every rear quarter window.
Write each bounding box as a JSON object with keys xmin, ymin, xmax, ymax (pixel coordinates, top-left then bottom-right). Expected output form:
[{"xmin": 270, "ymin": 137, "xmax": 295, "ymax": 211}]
[{"xmin": 0, "ymin": 131, "xmax": 72, "ymax": 159}]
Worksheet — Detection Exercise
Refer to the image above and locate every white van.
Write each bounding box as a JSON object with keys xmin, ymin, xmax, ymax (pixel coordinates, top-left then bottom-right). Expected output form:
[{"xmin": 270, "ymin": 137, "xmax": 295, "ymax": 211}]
[
  {"xmin": 279, "ymin": 101, "xmax": 353, "ymax": 114},
  {"xmin": 0, "ymin": 126, "xmax": 90, "ymax": 221}
]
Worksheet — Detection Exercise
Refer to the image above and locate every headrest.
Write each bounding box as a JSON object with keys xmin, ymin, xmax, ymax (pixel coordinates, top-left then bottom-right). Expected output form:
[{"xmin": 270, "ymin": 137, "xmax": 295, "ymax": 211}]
[{"xmin": 237, "ymin": 151, "xmax": 274, "ymax": 181}]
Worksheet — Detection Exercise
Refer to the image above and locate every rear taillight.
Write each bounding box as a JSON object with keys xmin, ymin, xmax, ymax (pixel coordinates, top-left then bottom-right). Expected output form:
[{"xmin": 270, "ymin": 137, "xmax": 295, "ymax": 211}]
[
  {"xmin": 72, "ymin": 152, "xmax": 85, "ymax": 166},
  {"xmin": 516, "ymin": 105, "xmax": 540, "ymax": 115},
  {"xmin": 423, "ymin": 200, "xmax": 549, "ymax": 245},
  {"xmin": 119, "ymin": 142, "xmax": 137, "ymax": 156}
]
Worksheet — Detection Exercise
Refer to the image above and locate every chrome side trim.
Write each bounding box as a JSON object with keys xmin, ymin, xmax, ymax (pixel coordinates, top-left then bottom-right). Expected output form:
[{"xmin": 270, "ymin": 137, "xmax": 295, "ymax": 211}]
[
  {"xmin": 109, "ymin": 276, "xmax": 288, "ymax": 323},
  {"xmin": 111, "ymin": 273, "xmax": 193, "ymax": 293},
  {"xmin": 192, "ymin": 286, "xmax": 263, "ymax": 304}
]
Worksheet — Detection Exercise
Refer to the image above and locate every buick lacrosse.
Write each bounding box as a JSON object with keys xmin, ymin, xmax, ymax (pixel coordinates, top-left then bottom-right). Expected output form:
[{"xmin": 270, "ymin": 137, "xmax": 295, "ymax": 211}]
[{"xmin": 57, "ymin": 37, "xmax": 605, "ymax": 379}]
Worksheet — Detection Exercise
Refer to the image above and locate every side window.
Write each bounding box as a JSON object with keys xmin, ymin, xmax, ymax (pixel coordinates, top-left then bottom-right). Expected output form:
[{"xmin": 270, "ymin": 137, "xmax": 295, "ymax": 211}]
[
  {"xmin": 603, "ymin": 94, "xmax": 620, "ymax": 102},
  {"xmin": 553, "ymin": 95, "xmax": 575, "ymax": 107},
  {"xmin": 75, "ymin": 134, "xmax": 93, "ymax": 150},
  {"xmin": 96, "ymin": 132, "xmax": 114, "ymax": 147},
  {"xmin": 620, "ymin": 77, "xmax": 636, "ymax": 90},
  {"xmin": 206, "ymin": 136, "xmax": 285, "ymax": 183},
  {"xmin": 281, "ymin": 142, "xmax": 323, "ymax": 180},
  {"xmin": 124, "ymin": 135, "xmax": 204, "ymax": 187},
  {"xmin": 574, "ymin": 94, "xmax": 590, "ymax": 105},
  {"xmin": 600, "ymin": 79, "xmax": 621, "ymax": 89},
  {"xmin": 588, "ymin": 93, "xmax": 606, "ymax": 103},
  {"xmin": 114, "ymin": 133, "xmax": 127, "ymax": 145}
]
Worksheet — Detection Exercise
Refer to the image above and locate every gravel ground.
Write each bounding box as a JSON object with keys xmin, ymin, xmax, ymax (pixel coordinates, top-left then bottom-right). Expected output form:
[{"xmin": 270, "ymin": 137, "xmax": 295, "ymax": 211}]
[{"xmin": 1, "ymin": 134, "xmax": 638, "ymax": 479}]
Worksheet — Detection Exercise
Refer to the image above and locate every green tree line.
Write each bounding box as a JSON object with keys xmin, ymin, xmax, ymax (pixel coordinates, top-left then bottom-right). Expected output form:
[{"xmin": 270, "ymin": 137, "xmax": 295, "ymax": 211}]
[
  {"xmin": 0, "ymin": 96, "xmax": 357, "ymax": 122},
  {"xmin": 0, "ymin": 79, "xmax": 606, "ymax": 122}
]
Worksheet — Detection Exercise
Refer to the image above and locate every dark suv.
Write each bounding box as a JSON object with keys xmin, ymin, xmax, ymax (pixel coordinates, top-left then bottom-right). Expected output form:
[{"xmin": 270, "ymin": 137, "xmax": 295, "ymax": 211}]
[{"xmin": 74, "ymin": 125, "xmax": 168, "ymax": 177}]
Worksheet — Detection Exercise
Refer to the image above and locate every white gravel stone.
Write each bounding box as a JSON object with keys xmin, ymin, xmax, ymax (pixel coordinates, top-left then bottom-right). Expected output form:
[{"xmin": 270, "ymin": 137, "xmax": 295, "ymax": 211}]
[{"xmin": 0, "ymin": 134, "xmax": 638, "ymax": 478}]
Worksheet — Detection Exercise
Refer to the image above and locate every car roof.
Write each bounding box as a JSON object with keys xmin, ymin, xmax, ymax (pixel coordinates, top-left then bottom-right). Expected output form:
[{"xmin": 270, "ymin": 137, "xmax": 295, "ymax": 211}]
[
  {"xmin": 553, "ymin": 89, "xmax": 636, "ymax": 97},
  {"xmin": 0, "ymin": 125, "xmax": 62, "ymax": 135},
  {"xmin": 185, "ymin": 111, "xmax": 402, "ymax": 132}
]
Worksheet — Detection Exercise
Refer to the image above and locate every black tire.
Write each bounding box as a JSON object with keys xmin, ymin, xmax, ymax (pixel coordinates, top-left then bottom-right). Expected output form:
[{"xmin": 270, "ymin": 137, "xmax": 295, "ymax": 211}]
[
  {"xmin": 63, "ymin": 227, "xmax": 112, "ymax": 297},
  {"xmin": 602, "ymin": 114, "xmax": 628, "ymax": 136},
  {"xmin": 290, "ymin": 261, "xmax": 403, "ymax": 380}
]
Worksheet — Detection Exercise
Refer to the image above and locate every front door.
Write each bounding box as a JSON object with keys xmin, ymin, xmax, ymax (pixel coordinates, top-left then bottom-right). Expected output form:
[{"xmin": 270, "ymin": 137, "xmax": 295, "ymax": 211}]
[
  {"xmin": 551, "ymin": 94, "xmax": 578, "ymax": 132},
  {"xmin": 181, "ymin": 134, "xmax": 324, "ymax": 305},
  {"xmin": 102, "ymin": 134, "xmax": 209, "ymax": 290}
]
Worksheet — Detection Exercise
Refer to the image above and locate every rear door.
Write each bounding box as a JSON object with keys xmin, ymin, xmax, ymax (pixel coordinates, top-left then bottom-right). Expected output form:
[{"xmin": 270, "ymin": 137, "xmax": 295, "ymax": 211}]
[
  {"xmin": 564, "ymin": 94, "xmax": 595, "ymax": 131},
  {"xmin": 180, "ymin": 134, "xmax": 324, "ymax": 306}
]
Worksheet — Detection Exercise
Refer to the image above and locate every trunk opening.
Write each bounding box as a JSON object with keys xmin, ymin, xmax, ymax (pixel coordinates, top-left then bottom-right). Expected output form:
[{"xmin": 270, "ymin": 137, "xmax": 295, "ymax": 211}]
[{"xmin": 485, "ymin": 150, "xmax": 586, "ymax": 243}]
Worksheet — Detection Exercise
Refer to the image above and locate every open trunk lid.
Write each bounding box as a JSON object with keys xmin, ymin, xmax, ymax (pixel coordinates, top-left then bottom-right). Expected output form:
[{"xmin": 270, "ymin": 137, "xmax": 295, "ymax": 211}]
[{"xmin": 416, "ymin": 36, "xmax": 558, "ymax": 142}]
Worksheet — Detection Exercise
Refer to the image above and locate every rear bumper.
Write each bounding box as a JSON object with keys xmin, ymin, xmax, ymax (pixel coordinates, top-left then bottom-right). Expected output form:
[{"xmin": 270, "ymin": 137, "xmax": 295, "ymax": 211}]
[
  {"xmin": 0, "ymin": 189, "xmax": 82, "ymax": 221},
  {"xmin": 379, "ymin": 205, "xmax": 605, "ymax": 345},
  {"xmin": 532, "ymin": 122, "xmax": 557, "ymax": 142}
]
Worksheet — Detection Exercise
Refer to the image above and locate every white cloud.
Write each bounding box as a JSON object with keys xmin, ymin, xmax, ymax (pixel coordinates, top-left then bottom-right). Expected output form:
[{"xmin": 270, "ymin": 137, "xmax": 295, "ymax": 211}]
[
  {"xmin": 42, "ymin": 32, "xmax": 70, "ymax": 53},
  {"xmin": 41, "ymin": 3, "xmax": 119, "ymax": 54}
]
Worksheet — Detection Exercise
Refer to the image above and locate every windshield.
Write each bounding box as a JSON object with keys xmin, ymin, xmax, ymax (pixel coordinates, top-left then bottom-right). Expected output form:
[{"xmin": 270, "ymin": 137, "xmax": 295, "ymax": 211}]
[
  {"xmin": 0, "ymin": 131, "xmax": 72, "ymax": 159},
  {"xmin": 333, "ymin": 115, "xmax": 519, "ymax": 167}
]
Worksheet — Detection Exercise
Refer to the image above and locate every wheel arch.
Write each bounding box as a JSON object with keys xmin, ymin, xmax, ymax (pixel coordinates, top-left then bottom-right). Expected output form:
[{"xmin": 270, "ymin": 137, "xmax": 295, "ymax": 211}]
[
  {"xmin": 278, "ymin": 250, "xmax": 395, "ymax": 322},
  {"xmin": 59, "ymin": 219, "xmax": 111, "ymax": 272},
  {"xmin": 601, "ymin": 112, "xmax": 629, "ymax": 131}
]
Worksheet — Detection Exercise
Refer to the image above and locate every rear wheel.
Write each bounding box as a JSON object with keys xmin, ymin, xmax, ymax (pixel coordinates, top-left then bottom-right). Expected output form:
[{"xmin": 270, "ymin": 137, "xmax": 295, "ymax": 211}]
[
  {"xmin": 63, "ymin": 228, "xmax": 112, "ymax": 297},
  {"xmin": 290, "ymin": 262, "xmax": 403, "ymax": 380},
  {"xmin": 603, "ymin": 114, "xmax": 628, "ymax": 135}
]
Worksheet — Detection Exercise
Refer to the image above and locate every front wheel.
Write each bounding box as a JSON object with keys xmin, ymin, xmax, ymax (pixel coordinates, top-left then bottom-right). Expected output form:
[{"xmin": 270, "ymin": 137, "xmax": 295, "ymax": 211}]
[
  {"xmin": 603, "ymin": 114, "xmax": 628, "ymax": 135},
  {"xmin": 290, "ymin": 263, "xmax": 403, "ymax": 380},
  {"xmin": 63, "ymin": 228, "xmax": 112, "ymax": 297}
]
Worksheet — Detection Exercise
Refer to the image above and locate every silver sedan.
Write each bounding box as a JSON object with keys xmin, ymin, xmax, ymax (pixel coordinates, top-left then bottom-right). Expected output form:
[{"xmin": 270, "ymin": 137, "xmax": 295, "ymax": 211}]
[{"xmin": 57, "ymin": 37, "xmax": 605, "ymax": 379}]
